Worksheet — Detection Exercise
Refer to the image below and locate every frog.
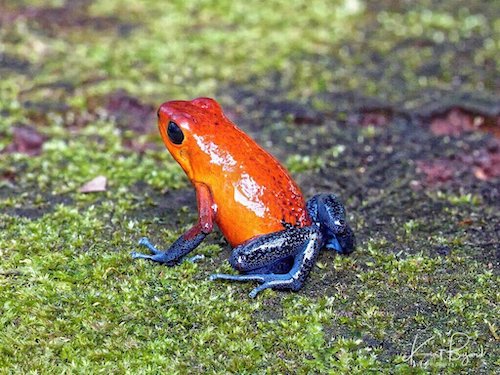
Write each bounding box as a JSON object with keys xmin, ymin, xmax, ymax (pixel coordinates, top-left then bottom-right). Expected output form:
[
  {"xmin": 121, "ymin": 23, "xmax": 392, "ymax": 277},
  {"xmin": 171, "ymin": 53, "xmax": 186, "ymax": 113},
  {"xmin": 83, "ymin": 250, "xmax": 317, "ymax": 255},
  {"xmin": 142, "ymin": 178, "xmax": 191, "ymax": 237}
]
[{"xmin": 131, "ymin": 97, "xmax": 355, "ymax": 297}]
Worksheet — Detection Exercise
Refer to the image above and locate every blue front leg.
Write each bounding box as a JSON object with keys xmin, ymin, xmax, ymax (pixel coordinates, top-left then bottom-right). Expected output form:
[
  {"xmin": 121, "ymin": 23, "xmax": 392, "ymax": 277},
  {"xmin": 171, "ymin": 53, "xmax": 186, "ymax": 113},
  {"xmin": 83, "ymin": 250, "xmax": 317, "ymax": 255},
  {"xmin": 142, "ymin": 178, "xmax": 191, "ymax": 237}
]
[
  {"xmin": 210, "ymin": 227, "xmax": 324, "ymax": 298},
  {"xmin": 131, "ymin": 229, "xmax": 207, "ymax": 265},
  {"xmin": 131, "ymin": 182, "xmax": 215, "ymax": 265}
]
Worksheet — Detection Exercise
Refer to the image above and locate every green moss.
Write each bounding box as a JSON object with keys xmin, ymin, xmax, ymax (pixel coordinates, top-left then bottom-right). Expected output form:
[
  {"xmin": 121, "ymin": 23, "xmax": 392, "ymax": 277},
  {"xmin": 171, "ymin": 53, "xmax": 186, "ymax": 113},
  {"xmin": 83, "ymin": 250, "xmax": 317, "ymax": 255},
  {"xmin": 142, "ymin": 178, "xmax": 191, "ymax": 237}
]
[{"xmin": 286, "ymin": 154, "xmax": 326, "ymax": 173}]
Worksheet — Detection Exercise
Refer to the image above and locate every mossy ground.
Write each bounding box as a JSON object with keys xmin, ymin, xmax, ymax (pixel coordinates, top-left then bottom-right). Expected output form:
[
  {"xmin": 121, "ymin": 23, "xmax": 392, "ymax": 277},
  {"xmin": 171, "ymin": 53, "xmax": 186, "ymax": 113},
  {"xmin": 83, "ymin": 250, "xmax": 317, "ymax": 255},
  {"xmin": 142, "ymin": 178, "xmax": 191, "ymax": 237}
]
[{"xmin": 0, "ymin": 0, "xmax": 498, "ymax": 373}]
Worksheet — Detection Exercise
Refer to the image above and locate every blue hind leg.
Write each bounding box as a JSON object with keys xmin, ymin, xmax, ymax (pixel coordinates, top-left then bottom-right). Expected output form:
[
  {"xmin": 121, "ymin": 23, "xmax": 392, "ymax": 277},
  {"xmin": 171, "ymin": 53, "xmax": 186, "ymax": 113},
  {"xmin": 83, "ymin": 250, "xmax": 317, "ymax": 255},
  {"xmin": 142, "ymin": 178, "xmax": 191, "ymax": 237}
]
[
  {"xmin": 307, "ymin": 194, "xmax": 355, "ymax": 255},
  {"xmin": 210, "ymin": 227, "xmax": 323, "ymax": 298},
  {"xmin": 243, "ymin": 256, "xmax": 294, "ymax": 275}
]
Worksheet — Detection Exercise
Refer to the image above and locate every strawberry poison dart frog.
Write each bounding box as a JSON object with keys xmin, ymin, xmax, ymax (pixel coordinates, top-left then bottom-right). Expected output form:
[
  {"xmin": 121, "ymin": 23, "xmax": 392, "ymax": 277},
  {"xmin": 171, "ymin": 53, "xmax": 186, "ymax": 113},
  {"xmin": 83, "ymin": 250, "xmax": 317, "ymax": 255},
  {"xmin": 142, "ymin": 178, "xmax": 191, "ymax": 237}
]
[{"xmin": 131, "ymin": 98, "xmax": 355, "ymax": 297}]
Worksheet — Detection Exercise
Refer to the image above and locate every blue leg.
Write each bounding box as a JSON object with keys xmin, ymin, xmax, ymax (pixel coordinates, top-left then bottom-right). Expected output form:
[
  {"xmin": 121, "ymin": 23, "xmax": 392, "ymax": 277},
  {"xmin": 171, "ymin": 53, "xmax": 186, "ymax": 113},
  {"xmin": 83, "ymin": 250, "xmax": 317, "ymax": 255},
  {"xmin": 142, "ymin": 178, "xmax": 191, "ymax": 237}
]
[
  {"xmin": 307, "ymin": 194, "xmax": 355, "ymax": 255},
  {"xmin": 132, "ymin": 182, "xmax": 215, "ymax": 265},
  {"xmin": 135, "ymin": 237, "xmax": 161, "ymax": 254},
  {"xmin": 245, "ymin": 256, "xmax": 294, "ymax": 275},
  {"xmin": 131, "ymin": 227, "xmax": 206, "ymax": 265},
  {"xmin": 210, "ymin": 227, "xmax": 323, "ymax": 298}
]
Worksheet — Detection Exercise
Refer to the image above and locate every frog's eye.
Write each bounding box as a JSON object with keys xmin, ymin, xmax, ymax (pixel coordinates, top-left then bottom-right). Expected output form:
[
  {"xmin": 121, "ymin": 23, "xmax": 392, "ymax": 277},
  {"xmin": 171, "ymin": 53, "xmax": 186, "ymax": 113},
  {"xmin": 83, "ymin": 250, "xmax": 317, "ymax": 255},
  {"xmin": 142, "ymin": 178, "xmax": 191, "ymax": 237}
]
[{"xmin": 167, "ymin": 121, "xmax": 184, "ymax": 145}]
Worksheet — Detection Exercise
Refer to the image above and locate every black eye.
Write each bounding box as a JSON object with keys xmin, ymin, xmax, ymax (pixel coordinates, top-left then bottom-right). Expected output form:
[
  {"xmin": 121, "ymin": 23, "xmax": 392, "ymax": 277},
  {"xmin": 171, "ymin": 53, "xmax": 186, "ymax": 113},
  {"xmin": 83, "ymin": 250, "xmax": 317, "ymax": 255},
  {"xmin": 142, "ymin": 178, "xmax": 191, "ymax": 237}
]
[{"xmin": 167, "ymin": 121, "xmax": 184, "ymax": 144}]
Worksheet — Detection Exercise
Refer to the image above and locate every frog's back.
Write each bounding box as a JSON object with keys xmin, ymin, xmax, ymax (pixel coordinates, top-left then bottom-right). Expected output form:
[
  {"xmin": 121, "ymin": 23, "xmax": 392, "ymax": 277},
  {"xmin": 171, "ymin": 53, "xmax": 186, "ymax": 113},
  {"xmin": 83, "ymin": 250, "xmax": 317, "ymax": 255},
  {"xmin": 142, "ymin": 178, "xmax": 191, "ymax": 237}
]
[{"xmin": 192, "ymin": 123, "xmax": 310, "ymax": 247}]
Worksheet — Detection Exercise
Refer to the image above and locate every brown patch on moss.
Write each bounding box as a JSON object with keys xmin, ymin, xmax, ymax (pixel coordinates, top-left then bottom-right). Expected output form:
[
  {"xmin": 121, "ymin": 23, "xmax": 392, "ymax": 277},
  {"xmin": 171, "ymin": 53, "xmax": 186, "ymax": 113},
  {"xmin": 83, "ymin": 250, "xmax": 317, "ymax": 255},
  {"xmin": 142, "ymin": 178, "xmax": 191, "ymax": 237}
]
[
  {"xmin": 221, "ymin": 87, "xmax": 324, "ymax": 130},
  {"xmin": 16, "ymin": 88, "xmax": 157, "ymax": 151},
  {"xmin": 464, "ymin": 143, "xmax": 500, "ymax": 181},
  {"xmin": 0, "ymin": 188, "xmax": 74, "ymax": 219},
  {"xmin": 1, "ymin": 169, "xmax": 16, "ymax": 182},
  {"xmin": 0, "ymin": 0, "xmax": 135, "ymax": 36},
  {"xmin": 20, "ymin": 81, "xmax": 91, "ymax": 129},
  {"xmin": 416, "ymin": 159, "xmax": 456, "ymax": 185},
  {"xmin": 129, "ymin": 183, "xmax": 197, "ymax": 230},
  {"xmin": 351, "ymin": 109, "xmax": 393, "ymax": 127},
  {"xmin": 429, "ymin": 107, "xmax": 500, "ymax": 138},
  {"xmin": 104, "ymin": 90, "xmax": 156, "ymax": 134},
  {"xmin": 417, "ymin": 140, "xmax": 500, "ymax": 185},
  {"xmin": 3, "ymin": 126, "xmax": 46, "ymax": 156}
]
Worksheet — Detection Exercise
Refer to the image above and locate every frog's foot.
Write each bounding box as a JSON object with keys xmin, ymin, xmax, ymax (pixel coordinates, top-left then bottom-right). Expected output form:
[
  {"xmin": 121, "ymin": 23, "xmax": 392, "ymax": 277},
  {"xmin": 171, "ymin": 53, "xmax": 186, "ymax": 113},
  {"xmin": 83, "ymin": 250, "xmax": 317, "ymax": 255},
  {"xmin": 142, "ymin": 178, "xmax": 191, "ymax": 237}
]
[
  {"xmin": 332, "ymin": 225, "xmax": 355, "ymax": 255},
  {"xmin": 324, "ymin": 227, "xmax": 355, "ymax": 255},
  {"xmin": 131, "ymin": 250, "xmax": 203, "ymax": 264},
  {"xmin": 130, "ymin": 237, "xmax": 175, "ymax": 263},
  {"xmin": 210, "ymin": 226, "xmax": 323, "ymax": 298},
  {"xmin": 134, "ymin": 237, "xmax": 161, "ymax": 254},
  {"xmin": 307, "ymin": 194, "xmax": 355, "ymax": 255},
  {"xmin": 210, "ymin": 273, "xmax": 302, "ymax": 298},
  {"xmin": 131, "ymin": 231, "xmax": 207, "ymax": 265}
]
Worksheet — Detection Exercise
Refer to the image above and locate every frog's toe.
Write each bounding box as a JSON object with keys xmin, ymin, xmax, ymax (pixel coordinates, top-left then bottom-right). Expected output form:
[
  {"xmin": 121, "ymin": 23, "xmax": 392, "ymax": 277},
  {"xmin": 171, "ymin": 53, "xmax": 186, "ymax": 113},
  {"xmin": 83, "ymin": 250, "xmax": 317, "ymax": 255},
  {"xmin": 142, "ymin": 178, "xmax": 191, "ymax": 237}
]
[
  {"xmin": 137, "ymin": 237, "xmax": 161, "ymax": 254},
  {"xmin": 248, "ymin": 275, "xmax": 302, "ymax": 298},
  {"xmin": 209, "ymin": 273, "xmax": 265, "ymax": 283},
  {"xmin": 131, "ymin": 251, "xmax": 153, "ymax": 260},
  {"xmin": 131, "ymin": 250, "xmax": 179, "ymax": 265},
  {"xmin": 210, "ymin": 273, "xmax": 302, "ymax": 298},
  {"xmin": 188, "ymin": 254, "xmax": 205, "ymax": 263},
  {"xmin": 249, "ymin": 282, "xmax": 276, "ymax": 298},
  {"xmin": 248, "ymin": 281, "xmax": 277, "ymax": 298}
]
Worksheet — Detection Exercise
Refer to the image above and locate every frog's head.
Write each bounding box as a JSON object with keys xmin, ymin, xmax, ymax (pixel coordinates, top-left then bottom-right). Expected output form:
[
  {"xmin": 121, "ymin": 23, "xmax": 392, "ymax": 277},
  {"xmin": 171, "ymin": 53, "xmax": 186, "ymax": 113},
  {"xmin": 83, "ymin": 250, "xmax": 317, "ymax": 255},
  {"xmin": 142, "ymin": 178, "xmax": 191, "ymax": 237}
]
[{"xmin": 157, "ymin": 97, "xmax": 227, "ymax": 180}]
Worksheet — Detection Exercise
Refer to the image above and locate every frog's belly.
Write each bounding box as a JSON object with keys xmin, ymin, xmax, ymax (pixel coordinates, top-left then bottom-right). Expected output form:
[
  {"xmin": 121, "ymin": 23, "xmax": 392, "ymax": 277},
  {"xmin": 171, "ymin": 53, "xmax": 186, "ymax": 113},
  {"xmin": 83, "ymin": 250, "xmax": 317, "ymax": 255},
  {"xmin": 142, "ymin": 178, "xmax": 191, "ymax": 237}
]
[
  {"xmin": 215, "ymin": 204, "xmax": 284, "ymax": 247},
  {"xmin": 213, "ymin": 195, "xmax": 310, "ymax": 247}
]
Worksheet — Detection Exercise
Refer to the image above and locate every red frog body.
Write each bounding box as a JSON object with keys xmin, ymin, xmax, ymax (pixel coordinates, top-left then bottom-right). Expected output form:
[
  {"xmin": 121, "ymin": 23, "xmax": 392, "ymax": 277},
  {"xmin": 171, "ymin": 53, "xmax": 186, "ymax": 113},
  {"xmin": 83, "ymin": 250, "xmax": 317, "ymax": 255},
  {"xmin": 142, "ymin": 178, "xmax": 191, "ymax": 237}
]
[
  {"xmin": 157, "ymin": 98, "xmax": 310, "ymax": 247},
  {"xmin": 132, "ymin": 98, "xmax": 355, "ymax": 297}
]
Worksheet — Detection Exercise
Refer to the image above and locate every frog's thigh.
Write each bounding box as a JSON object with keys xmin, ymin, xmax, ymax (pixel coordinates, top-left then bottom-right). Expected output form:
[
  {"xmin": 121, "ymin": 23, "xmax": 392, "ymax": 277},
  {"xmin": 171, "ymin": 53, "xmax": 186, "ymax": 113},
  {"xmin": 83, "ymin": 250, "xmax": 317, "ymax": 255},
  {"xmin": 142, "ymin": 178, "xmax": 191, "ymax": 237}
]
[{"xmin": 229, "ymin": 227, "xmax": 320, "ymax": 273}]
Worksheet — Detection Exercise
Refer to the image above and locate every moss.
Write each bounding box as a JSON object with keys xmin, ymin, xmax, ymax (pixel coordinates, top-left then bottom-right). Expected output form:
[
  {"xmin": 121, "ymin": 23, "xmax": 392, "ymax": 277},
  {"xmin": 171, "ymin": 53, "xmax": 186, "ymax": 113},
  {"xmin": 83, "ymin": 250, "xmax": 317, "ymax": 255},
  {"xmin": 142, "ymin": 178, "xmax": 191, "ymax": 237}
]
[{"xmin": 0, "ymin": 0, "xmax": 498, "ymax": 373}]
